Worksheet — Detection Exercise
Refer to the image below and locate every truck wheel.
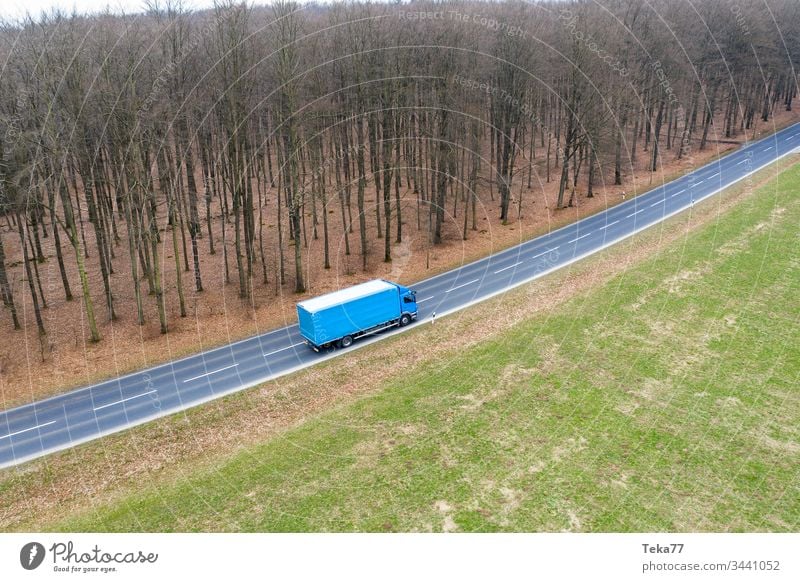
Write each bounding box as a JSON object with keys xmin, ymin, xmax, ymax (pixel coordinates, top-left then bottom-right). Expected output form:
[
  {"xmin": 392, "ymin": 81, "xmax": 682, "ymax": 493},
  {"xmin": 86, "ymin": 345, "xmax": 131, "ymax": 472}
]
[
  {"xmin": 341, "ymin": 335, "xmax": 353, "ymax": 348},
  {"xmin": 399, "ymin": 314, "xmax": 412, "ymax": 327}
]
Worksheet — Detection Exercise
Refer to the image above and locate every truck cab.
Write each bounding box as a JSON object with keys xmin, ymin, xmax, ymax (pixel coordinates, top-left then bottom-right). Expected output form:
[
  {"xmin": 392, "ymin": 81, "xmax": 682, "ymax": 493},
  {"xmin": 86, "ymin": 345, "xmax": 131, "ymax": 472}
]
[{"xmin": 395, "ymin": 283, "xmax": 418, "ymax": 321}]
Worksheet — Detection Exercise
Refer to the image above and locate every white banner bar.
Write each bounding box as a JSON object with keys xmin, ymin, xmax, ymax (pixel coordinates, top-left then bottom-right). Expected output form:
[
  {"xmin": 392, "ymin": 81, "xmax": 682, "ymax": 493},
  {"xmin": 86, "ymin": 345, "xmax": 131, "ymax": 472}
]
[{"xmin": 1, "ymin": 533, "xmax": 797, "ymax": 581}]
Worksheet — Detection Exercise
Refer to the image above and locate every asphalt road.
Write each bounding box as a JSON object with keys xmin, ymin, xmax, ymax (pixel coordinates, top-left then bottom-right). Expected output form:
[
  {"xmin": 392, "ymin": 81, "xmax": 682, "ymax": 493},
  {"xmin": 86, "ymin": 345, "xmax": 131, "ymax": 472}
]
[{"xmin": 2, "ymin": 123, "xmax": 799, "ymax": 468}]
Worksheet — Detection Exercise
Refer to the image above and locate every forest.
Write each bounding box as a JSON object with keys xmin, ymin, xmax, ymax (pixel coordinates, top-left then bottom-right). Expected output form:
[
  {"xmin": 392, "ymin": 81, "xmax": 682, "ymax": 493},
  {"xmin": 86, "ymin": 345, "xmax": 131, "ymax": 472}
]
[{"xmin": 0, "ymin": 0, "xmax": 797, "ymax": 359}]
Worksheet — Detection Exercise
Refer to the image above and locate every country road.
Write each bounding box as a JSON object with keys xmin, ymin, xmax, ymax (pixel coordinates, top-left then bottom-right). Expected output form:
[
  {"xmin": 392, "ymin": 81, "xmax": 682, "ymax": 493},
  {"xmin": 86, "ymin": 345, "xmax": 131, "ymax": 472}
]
[{"xmin": 2, "ymin": 122, "xmax": 798, "ymax": 469}]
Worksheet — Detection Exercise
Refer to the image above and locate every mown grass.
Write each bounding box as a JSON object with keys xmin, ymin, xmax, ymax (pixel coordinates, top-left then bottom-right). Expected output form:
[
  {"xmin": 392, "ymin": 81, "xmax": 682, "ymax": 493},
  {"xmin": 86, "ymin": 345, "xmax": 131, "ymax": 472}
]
[{"xmin": 49, "ymin": 162, "xmax": 800, "ymax": 532}]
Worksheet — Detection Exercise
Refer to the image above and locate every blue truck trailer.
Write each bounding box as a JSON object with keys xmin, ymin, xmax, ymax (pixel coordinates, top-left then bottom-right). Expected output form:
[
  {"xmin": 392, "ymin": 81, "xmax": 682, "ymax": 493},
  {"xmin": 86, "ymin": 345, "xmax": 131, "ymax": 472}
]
[{"xmin": 296, "ymin": 279, "xmax": 417, "ymax": 351}]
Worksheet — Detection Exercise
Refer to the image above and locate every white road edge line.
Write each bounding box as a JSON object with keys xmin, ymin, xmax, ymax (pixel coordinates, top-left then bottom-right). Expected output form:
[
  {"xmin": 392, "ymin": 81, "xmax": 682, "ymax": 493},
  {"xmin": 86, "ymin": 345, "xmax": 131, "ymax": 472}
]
[
  {"xmin": 445, "ymin": 278, "xmax": 480, "ymax": 293},
  {"xmin": 416, "ymin": 296, "xmax": 434, "ymax": 304},
  {"xmin": 183, "ymin": 364, "xmax": 239, "ymax": 383},
  {"xmin": 0, "ymin": 420, "xmax": 57, "ymax": 440},
  {"xmin": 494, "ymin": 261, "xmax": 523, "ymax": 274},
  {"xmin": 93, "ymin": 390, "xmax": 158, "ymax": 412},
  {"xmin": 263, "ymin": 342, "xmax": 305, "ymax": 357}
]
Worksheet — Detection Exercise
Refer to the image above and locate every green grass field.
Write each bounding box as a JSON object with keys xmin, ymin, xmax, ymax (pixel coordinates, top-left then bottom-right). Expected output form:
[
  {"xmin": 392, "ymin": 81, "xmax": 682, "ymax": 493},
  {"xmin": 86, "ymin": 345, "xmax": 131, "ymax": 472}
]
[{"xmin": 36, "ymin": 162, "xmax": 800, "ymax": 532}]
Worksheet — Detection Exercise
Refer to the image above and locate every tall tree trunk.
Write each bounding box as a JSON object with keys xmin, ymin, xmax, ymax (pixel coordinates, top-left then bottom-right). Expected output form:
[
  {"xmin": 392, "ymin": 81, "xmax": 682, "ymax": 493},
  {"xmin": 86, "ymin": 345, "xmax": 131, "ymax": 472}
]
[
  {"xmin": 17, "ymin": 211, "xmax": 46, "ymax": 341},
  {"xmin": 356, "ymin": 115, "xmax": 368, "ymax": 270},
  {"xmin": 0, "ymin": 232, "xmax": 20, "ymax": 329},
  {"xmin": 181, "ymin": 119, "xmax": 203, "ymax": 292},
  {"xmin": 81, "ymin": 159, "xmax": 116, "ymax": 321},
  {"xmin": 47, "ymin": 179, "xmax": 73, "ymax": 301},
  {"xmin": 381, "ymin": 103, "xmax": 394, "ymax": 262},
  {"xmin": 60, "ymin": 168, "xmax": 100, "ymax": 341}
]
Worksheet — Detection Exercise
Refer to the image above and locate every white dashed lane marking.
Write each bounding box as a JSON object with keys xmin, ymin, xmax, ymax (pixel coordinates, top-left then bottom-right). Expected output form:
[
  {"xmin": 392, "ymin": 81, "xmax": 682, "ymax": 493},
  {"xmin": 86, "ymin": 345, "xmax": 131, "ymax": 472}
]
[
  {"xmin": 0, "ymin": 421, "xmax": 57, "ymax": 440},
  {"xmin": 263, "ymin": 343, "xmax": 306, "ymax": 358},
  {"xmin": 183, "ymin": 364, "xmax": 239, "ymax": 383},
  {"xmin": 567, "ymin": 233, "xmax": 592, "ymax": 244},
  {"xmin": 494, "ymin": 262, "xmax": 523, "ymax": 274},
  {"xmin": 93, "ymin": 390, "xmax": 158, "ymax": 412},
  {"xmin": 445, "ymin": 279, "xmax": 480, "ymax": 293}
]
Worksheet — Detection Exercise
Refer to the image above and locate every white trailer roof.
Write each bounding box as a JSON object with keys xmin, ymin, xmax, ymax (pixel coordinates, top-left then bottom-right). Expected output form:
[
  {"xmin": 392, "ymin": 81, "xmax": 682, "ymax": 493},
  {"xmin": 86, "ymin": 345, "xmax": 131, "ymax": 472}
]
[{"xmin": 297, "ymin": 279, "xmax": 395, "ymax": 313}]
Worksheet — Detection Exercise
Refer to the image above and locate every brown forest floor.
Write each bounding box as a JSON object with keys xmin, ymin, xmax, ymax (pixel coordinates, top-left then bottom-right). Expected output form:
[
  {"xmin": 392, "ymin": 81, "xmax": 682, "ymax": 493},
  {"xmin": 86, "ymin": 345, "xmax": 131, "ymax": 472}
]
[{"xmin": 1, "ymin": 109, "xmax": 798, "ymax": 407}]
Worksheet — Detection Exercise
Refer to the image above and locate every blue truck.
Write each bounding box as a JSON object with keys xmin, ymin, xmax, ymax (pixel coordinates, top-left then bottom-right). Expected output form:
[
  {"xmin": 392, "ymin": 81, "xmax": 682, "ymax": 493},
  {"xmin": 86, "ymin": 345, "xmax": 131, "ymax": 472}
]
[{"xmin": 296, "ymin": 279, "xmax": 418, "ymax": 351}]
